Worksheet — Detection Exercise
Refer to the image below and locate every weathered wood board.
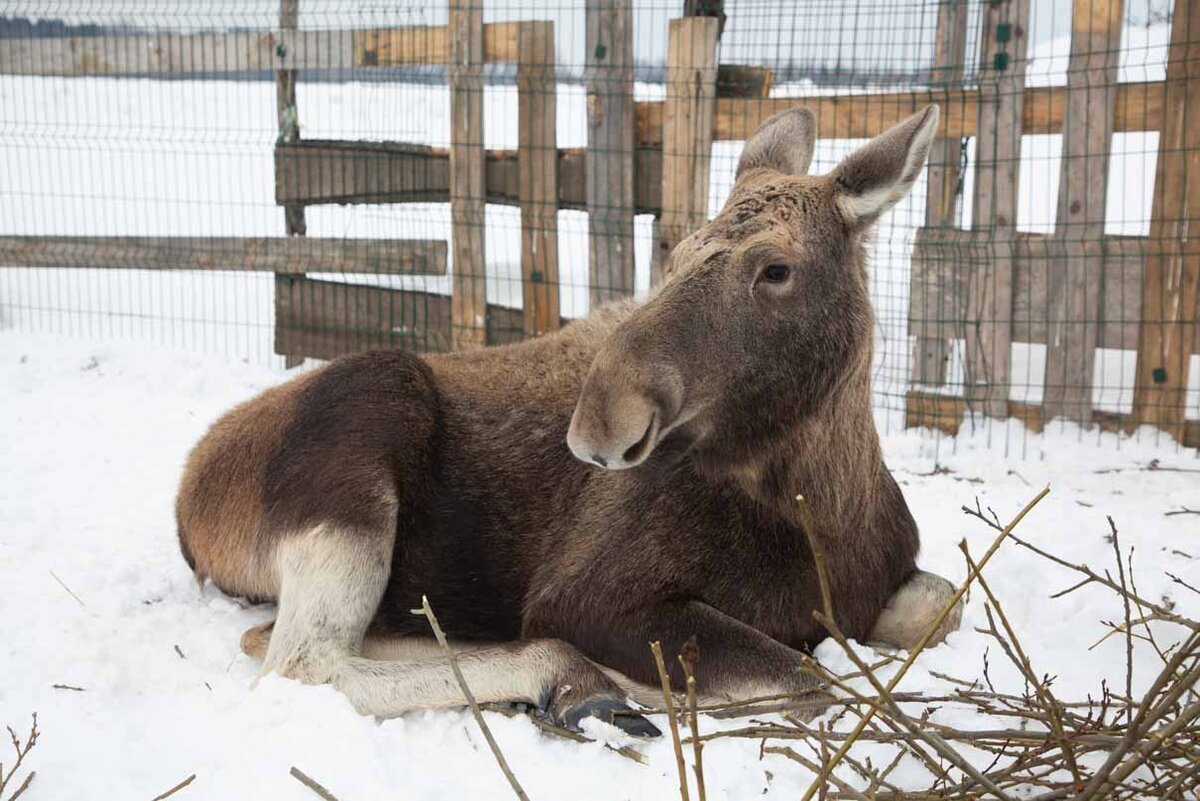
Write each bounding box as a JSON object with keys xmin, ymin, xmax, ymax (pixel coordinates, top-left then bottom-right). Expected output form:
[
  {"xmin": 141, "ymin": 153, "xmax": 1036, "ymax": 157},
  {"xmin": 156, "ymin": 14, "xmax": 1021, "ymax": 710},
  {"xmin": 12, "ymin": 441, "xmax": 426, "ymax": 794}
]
[
  {"xmin": 1132, "ymin": 0, "xmax": 1200, "ymax": 440},
  {"xmin": 517, "ymin": 21, "xmax": 560, "ymax": 337},
  {"xmin": 274, "ymin": 141, "xmax": 663, "ymax": 213},
  {"xmin": 0, "ymin": 23, "xmax": 526, "ymax": 76},
  {"xmin": 586, "ymin": 0, "xmax": 637, "ymax": 305},
  {"xmin": 1043, "ymin": 0, "xmax": 1124, "ymax": 422},
  {"xmin": 657, "ymin": 16, "xmax": 719, "ymax": 284},
  {"xmin": 448, "ymin": 0, "xmax": 487, "ymax": 350},
  {"xmin": 0, "ymin": 236, "xmax": 447, "ymax": 275},
  {"xmin": 911, "ymin": 0, "xmax": 969, "ymax": 386},
  {"xmin": 274, "ymin": 277, "xmax": 559, "ymax": 360}
]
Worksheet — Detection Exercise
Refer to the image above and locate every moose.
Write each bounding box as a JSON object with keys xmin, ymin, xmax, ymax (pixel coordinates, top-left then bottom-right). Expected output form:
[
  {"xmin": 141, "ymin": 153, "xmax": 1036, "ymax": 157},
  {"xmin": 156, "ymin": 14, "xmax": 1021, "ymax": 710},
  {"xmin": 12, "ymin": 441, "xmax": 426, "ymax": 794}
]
[{"xmin": 176, "ymin": 104, "xmax": 960, "ymax": 736}]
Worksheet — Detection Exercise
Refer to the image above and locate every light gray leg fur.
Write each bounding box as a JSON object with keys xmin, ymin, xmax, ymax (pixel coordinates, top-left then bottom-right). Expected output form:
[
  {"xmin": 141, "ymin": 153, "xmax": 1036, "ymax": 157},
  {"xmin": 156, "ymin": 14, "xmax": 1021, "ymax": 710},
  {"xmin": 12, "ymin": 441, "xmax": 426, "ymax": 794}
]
[
  {"xmin": 868, "ymin": 569, "xmax": 963, "ymax": 650},
  {"xmin": 253, "ymin": 529, "xmax": 658, "ymax": 735}
]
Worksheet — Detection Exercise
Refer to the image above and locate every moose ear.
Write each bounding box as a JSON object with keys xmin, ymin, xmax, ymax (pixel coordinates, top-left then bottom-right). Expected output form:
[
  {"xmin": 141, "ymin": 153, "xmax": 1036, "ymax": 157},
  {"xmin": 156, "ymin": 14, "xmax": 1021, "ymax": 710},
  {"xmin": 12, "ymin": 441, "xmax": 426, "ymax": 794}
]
[
  {"xmin": 735, "ymin": 108, "xmax": 817, "ymax": 179},
  {"xmin": 832, "ymin": 104, "xmax": 939, "ymax": 227}
]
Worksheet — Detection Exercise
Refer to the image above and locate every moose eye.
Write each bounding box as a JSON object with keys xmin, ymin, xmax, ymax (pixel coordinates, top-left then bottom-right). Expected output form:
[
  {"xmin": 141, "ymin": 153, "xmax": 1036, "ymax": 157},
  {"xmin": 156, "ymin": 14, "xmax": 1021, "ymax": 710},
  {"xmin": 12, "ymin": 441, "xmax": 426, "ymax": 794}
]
[{"xmin": 761, "ymin": 264, "xmax": 791, "ymax": 283}]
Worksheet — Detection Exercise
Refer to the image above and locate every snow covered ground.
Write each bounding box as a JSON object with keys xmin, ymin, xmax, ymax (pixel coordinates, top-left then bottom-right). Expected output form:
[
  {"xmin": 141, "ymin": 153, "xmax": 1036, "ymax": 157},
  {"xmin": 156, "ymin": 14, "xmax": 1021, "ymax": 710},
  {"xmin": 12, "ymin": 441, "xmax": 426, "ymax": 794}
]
[{"xmin": 1, "ymin": 331, "xmax": 1196, "ymax": 800}]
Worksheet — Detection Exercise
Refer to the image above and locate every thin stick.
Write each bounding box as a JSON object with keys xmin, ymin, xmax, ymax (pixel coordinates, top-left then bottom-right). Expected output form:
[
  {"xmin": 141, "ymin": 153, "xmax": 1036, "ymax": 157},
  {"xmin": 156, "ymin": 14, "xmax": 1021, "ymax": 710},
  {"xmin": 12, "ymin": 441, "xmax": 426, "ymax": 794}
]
[
  {"xmin": 0, "ymin": 714, "xmax": 39, "ymax": 801},
  {"xmin": 49, "ymin": 570, "xmax": 85, "ymax": 606},
  {"xmin": 149, "ymin": 774, "xmax": 196, "ymax": 801},
  {"xmin": 415, "ymin": 596, "xmax": 529, "ymax": 801},
  {"xmin": 8, "ymin": 771, "xmax": 34, "ymax": 801},
  {"xmin": 651, "ymin": 641, "xmax": 690, "ymax": 801},
  {"xmin": 289, "ymin": 767, "xmax": 340, "ymax": 801},
  {"xmin": 1109, "ymin": 517, "xmax": 1135, "ymax": 726},
  {"xmin": 795, "ymin": 494, "xmax": 834, "ymax": 619},
  {"xmin": 678, "ymin": 641, "xmax": 706, "ymax": 801},
  {"xmin": 800, "ymin": 485, "xmax": 1051, "ymax": 801}
]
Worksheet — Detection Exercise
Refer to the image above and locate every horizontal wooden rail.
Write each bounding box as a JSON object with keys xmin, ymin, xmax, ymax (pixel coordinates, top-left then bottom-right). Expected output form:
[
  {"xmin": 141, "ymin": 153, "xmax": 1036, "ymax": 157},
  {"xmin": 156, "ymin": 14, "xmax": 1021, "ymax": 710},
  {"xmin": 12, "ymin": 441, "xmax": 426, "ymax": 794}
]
[
  {"xmin": 0, "ymin": 236, "xmax": 446, "ymax": 275},
  {"xmin": 636, "ymin": 81, "xmax": 1164, "ymax": 143},
  {"xmin": 275, "ymin": 140, "xmax": 664, "ymax": 214},
  {"xmin": 909, "ymin": 229, "xmax": 1200, "ymax": 356},
  {"xmin": 0, "ymin": 22, "xmax": 523, "ymax": 76},
  {"xmin": 905, "ymin": 389, "xmax": 1200, "ymax": 448},
  {"xmin": 275, "ymin": 276, "xmax": 567, "ymax": 359}
]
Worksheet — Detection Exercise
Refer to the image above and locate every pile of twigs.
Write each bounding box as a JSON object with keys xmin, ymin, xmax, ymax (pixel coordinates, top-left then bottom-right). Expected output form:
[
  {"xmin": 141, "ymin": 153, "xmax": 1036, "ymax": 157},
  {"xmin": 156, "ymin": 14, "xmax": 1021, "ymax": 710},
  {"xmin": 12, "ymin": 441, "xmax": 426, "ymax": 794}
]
[{"xmin": 646, "ymin": 487, "xmax": 1200, "ymax": 801}]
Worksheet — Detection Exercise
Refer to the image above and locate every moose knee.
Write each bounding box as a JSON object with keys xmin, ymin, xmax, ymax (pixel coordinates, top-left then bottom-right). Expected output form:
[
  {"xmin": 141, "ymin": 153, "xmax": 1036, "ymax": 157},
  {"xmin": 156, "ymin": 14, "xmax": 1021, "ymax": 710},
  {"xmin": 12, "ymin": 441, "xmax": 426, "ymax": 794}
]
[{"xmin": 869, "ymin": 570, "xmax": 962, "ymax": 651}]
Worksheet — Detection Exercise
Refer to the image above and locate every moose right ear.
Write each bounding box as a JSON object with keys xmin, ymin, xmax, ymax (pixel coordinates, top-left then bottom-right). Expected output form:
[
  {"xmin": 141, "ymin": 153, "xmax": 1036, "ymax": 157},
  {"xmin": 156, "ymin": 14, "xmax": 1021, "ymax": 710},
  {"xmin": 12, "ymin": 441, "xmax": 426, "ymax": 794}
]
[{"xmin": 735, "ymin": 108, "xmax": 817, "ymax": 179}]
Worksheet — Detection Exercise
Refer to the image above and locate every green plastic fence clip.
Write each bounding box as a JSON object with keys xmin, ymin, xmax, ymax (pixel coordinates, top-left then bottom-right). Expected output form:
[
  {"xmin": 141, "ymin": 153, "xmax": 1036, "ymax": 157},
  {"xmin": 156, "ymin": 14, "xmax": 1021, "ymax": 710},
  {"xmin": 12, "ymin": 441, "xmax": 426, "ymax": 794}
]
[
  {"xmin": 993, "ymin": 52, "xmax": 1009, "ymax": 72},
  {"xmin": 531, "ymin": 270, "xmax": 544, "ymax": 282},
  {"xmin": 1153, "ymin": 367, "xmax": 1168, "ymax": 384},
  {"xmin": 995, "ymin": 23, "xmax": 1012, "ymax": 43},
  {"xmin": 594, "ymin": 42, "xmax": 607, "ymax": 61},
  {"xmin": 276, "ymin": 43, "xmax": 288, "ymax": 59}
]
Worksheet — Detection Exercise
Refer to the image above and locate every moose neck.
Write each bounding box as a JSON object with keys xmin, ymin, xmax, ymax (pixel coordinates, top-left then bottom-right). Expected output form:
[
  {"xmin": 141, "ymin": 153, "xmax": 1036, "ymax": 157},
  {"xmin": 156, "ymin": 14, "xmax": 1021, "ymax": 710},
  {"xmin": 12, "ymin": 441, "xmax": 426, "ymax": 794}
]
[{"xmin": 729, "ymin": 356, "xmax": 882, "ymax": 535}]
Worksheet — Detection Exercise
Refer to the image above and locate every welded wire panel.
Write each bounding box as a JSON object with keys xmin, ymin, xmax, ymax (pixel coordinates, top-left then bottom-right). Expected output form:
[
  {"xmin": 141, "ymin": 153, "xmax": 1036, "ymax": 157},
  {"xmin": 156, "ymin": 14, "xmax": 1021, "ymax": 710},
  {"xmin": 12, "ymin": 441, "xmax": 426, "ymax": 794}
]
[{"xmin": 0, "ymin": 0, "xmax": 1193, "ymax": 453}]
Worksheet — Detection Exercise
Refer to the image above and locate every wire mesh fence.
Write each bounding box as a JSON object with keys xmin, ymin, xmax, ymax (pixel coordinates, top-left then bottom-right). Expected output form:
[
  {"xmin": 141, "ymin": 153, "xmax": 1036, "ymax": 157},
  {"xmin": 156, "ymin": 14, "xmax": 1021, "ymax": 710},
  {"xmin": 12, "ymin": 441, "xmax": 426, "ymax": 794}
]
[{"xmin": 0, "ymin": 0, "xmax": 1195, "ymax": 454}]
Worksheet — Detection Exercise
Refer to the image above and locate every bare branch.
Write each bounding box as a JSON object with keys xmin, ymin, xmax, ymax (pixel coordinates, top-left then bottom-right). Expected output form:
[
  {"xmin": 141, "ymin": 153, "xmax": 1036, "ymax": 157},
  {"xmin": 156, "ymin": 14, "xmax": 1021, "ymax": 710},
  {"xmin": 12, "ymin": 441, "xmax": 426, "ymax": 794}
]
[
  {"xmin": 414, "ymin": 596, "xmax": 529, "ymax": 801},
  {"xmin": 289, "ymin": 767, "xmax": 339, "ymax": 801},
  {"xmin": 651, "ymin": 641, "xmax": 691, "ymax": 801}
]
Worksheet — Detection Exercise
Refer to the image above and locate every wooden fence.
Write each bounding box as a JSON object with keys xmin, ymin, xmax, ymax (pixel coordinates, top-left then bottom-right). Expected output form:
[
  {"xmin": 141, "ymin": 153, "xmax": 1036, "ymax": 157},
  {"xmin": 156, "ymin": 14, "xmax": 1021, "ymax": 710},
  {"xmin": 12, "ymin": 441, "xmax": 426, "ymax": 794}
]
[{"xmin": 0, "ymin": 0, "xmax": 1196, "ymax": 447}]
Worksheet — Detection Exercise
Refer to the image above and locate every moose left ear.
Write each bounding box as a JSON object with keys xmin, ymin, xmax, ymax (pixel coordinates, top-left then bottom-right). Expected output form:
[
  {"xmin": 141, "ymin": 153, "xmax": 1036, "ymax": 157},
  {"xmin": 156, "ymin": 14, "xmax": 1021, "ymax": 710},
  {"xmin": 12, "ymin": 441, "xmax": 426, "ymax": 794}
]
[
  {"xmin": 831, "ymin": 104, "xmax": 939, "ymax": 227},
  {"xmin": 735, "ymin": 108, "xmax": 817, "ymax": 179}
]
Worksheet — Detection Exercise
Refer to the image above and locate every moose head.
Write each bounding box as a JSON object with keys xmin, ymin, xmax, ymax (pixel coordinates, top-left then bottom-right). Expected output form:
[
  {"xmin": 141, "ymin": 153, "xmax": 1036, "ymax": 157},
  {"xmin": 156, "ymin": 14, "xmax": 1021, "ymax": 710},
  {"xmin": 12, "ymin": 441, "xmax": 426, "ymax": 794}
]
[{"xmin": 567, "ymin": 105, "xmax": 940, "ymax": 473}]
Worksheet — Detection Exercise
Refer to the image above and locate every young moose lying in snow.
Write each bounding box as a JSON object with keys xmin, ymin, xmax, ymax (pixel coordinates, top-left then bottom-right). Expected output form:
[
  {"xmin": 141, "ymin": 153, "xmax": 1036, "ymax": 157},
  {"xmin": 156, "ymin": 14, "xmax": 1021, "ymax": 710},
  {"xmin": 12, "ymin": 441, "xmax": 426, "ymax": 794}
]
[{"xmin": 176, "ymin": 104, "xmax": 961, "ymax": 736}]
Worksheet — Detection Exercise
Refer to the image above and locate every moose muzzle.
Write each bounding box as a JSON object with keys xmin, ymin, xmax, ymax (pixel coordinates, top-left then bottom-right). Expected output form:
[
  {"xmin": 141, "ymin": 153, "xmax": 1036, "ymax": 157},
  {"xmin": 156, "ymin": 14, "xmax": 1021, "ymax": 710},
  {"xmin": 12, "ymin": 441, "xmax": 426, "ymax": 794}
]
[{"xmin": 566, "ymin": 358, "xmax": 684, "ymax": 471}]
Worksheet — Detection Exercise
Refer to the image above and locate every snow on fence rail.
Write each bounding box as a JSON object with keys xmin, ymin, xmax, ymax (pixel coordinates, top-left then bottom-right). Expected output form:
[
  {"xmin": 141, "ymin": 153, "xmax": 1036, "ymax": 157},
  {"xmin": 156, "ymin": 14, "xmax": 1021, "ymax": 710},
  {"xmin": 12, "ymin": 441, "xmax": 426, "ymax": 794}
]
[{"xmin": 0, "ymin": 0, "xmax": 1196, "ymax": 448}]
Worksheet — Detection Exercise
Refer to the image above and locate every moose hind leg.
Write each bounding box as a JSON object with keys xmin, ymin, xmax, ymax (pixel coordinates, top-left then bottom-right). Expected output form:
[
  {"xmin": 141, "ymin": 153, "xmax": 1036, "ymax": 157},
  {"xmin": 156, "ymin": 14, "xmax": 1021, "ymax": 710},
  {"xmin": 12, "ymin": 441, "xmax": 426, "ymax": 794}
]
[
  {"xmin": 334, "ymin": 640, "xmax": 659, "ymax": 735},
  {"xmin": 259, "ymin": 524, "xmax": 393, "ymax": 684},
  {"xmin": 246, "ymin": 616, "xmax": 659, "ymax": 735},
  {"xmin": 868, "ymin": 569, "xmax": 963, "ymax": 651}
]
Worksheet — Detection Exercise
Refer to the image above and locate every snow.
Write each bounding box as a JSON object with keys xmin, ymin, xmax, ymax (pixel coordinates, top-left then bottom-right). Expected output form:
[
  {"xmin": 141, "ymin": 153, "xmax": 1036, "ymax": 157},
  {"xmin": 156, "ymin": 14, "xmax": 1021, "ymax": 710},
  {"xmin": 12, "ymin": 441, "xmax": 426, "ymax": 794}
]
[{"xmin": 2, "ymin": 331, "xmax": 1197, "ymax": 800}]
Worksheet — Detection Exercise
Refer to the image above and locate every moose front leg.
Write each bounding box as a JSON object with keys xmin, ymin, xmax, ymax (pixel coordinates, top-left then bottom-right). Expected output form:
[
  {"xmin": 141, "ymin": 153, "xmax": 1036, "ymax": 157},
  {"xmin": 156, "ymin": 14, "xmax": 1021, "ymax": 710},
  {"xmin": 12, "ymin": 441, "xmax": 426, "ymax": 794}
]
[{"xmin": 531, "ymin": 599, "xmax": 826, "ymax": 707}]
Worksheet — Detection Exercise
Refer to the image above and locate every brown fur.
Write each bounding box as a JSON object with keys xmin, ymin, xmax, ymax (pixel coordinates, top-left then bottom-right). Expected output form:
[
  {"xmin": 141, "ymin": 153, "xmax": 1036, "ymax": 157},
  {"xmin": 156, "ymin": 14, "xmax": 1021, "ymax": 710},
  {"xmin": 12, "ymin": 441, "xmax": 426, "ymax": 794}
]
[
  {"xmin": 178, "ymin": 106, "xmax": 954, "ymax": 720},
  {"xmin": 176, "ymin": 369, "xmax": 321, "ymax": 600}
]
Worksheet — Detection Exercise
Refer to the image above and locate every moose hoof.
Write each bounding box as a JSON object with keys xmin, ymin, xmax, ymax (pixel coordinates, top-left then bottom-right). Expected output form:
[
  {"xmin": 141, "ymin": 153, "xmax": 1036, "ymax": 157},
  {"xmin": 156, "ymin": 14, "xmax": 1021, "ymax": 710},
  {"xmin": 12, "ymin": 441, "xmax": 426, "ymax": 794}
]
[{"xmin": 556, "ymin": 696, "xmax": 662, "ymax": 738}]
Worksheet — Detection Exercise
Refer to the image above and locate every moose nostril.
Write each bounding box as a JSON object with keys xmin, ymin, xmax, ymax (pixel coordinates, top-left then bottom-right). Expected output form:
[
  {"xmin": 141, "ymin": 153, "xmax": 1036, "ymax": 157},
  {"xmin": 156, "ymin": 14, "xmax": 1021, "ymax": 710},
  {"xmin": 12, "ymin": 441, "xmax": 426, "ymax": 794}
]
[
  {"xmin": 591, "ymin": 454, "xmax": 608, "ymax": 467},
  {"xmin": 621, "ymin": 414, "xmax": 658, "ymax": 465}
]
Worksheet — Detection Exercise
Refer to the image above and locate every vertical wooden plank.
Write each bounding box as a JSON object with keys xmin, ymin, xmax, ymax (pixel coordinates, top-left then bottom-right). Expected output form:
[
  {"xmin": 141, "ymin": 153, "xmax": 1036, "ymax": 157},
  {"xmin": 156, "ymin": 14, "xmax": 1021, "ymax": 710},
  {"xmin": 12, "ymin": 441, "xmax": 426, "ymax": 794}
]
[
  {"xmin": 1044, "ymin": 0, "xmax": 1124, "ymax": 422},
  {"xmin": 586, "ymin": 0, "xmax": 636, "ymax": 306},
  {"xmin": 449, "ymin": 0, "xmax": 488, "ymax": 350},
  {"xmin": 274, "ymin": 0, "xmax": 305, "ymax": 367},
  {"xmin": 964, "ymin": 0, "xmax": 1030, "ymax": 418},
  {"xmin": 911, "ymin": 0, "xmax": 969, "ymax": 386},
  {"xmin": 517, "ymin": 22, "xmax": 560, "ymax": 337},
  {"xmin": 1133, "ymin": 0, "xmax": 1200, "ymax": 439},
  {"xmin": 656, "ymin": 16, "xmax": 719, "ymax": 284}
]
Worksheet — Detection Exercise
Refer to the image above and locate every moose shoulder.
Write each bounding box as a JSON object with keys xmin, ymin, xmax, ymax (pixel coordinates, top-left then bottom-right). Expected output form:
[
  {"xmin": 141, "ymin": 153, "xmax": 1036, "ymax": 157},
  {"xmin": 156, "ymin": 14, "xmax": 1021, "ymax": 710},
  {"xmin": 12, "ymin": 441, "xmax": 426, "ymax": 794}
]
[{"xmin": 177, "ymin": 105, "xmax": 961, "ymax": 735}]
